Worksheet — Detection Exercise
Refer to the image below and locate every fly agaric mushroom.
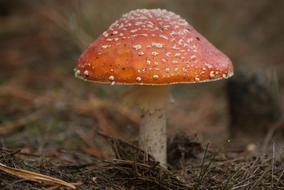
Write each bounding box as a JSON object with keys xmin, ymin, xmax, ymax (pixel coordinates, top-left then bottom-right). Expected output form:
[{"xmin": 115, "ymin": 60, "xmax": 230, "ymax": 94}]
[{"xmin": 74, "ymin": 9, "xmax": 233, "ymax": 165}]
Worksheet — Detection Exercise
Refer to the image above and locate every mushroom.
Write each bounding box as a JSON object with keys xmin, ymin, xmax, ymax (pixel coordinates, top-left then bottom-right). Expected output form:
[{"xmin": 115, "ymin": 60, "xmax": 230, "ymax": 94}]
[{"xmin": 74, "ymin": 9, "xmax": 233, "ymax": 166}]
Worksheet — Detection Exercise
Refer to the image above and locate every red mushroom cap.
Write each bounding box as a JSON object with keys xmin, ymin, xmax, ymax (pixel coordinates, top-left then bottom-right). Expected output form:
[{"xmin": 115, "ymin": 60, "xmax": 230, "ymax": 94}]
[{"xmin": 75, "ymin": 9, "xmax": 233, "ymax": 85}]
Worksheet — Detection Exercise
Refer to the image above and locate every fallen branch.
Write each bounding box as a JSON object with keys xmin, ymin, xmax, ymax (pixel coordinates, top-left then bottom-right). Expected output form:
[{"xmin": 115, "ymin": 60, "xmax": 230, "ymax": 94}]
[{"xmin": 0, "ymin": 110, "xmax": 45, "ymax": 135}]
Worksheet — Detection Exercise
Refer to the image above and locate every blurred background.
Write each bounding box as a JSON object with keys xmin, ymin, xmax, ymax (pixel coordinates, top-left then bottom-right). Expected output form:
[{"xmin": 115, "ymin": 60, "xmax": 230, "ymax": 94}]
[{"xmin": 1, "ymin": 0, "xmax": 284, "ymax": 156}]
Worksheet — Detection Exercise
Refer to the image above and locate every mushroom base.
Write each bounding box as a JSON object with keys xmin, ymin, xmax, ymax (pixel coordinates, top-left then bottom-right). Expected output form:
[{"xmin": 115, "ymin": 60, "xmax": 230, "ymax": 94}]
[{"xmin": 131, "ymin": 86, "xmax": 170, "ymax": 166}]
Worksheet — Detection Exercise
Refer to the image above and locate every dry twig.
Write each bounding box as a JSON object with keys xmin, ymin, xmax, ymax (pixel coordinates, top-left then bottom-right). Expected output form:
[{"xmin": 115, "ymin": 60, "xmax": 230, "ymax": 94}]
[{"xmin": 0, "ymin": 162, "xmax": 76, "ymax": 189}]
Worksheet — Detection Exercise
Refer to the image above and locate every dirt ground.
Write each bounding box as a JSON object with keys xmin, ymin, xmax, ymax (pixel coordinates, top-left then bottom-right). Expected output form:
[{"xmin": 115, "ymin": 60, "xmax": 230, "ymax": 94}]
[{"xmin": 0, "ymin": 1, "xmax": 284, "ymax": 189}]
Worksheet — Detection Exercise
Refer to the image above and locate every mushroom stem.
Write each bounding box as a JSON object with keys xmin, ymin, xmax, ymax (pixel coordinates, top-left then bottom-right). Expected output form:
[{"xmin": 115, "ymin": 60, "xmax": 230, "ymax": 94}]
[{"xmin": 131, "ymin": 86, "xmax": 170, "ymax": 165}]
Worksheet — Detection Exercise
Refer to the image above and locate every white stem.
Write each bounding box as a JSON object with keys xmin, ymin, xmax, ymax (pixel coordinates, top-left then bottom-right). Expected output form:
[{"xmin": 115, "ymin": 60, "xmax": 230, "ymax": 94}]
[
  {"xmin": 131, "ymin": 86, "xmax": 169, "ymax": 165},
  {"xmin": 140, "ymin": 102, "xmax": 167, "ymax": 165}
]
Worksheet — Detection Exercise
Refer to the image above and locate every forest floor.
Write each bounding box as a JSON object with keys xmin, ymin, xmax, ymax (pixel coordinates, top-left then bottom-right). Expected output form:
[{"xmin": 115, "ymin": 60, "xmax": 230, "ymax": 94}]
[{"xmin": 0, "ymin": 1, "xmax": 284, "ymax": 189}]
